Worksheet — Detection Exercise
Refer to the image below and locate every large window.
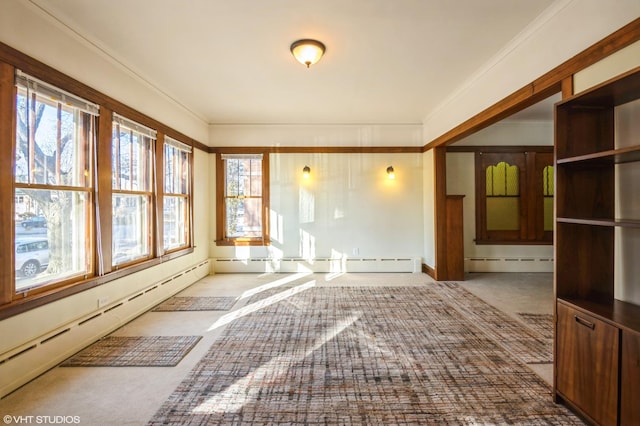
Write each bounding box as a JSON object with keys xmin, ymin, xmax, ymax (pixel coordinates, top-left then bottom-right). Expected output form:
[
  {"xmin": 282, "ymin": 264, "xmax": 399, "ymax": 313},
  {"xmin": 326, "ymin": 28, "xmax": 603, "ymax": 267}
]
[
  {"xmin": 475, "ymin": 148, "xmax": 553, "ymax": 244},
  {"xmin": 111, "ymin": 115, "xmax": 155, "ymax": 266},
  {"xmin": 163, "ymin": 137, "xmax": 191, "ymax": 251},
  {"xmin": 14, "ymin": 71, "xmax": 97, "ymax": 295},
  {"xmin": 216, "ymin": 153, "xmax": 269, "ymax": 245}
]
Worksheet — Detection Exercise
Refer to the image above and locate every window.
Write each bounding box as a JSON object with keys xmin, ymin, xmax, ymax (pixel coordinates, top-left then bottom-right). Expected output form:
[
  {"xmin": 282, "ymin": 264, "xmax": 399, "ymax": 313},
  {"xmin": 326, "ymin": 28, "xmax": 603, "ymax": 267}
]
[
  {"xmin": 475, "ymin": 148, "xmax": 553, "ymax": 244},
  {"xmin": 14, "ymin": 71, "xmax": 98, "ymax": 294},
  {"xmin": 216, "ymin": 152, "xmax": 269, "ymax": 245},
  {"xmin": 163, "ymin": 137, "xmax": 191, "ymax": 251},
  {"xmin": 112, "ymin": 114, "xmax": 155, "ymax": 266}
]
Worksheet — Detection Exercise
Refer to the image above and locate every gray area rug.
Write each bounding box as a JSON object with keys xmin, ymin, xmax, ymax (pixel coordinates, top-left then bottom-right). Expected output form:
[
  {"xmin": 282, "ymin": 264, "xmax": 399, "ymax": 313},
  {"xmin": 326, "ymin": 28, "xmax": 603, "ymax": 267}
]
[
  {"xmin": 153, "ymin": 296, "xmax": 238, "ymax": 312},
  {"xmin": 149, "ymin": 284, "xmax": 580, "ymax": 425},
  {"xmin": 61, "ymin": 336, "xmax": 202, "ymax": 367},
  {"xmin": 518, "ymin": 312, "xmax": 554, "ymax": 339}
]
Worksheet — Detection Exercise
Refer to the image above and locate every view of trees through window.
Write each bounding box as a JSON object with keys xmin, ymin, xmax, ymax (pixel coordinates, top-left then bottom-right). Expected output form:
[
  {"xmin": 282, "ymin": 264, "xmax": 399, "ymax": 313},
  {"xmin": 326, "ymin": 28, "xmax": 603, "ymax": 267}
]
[
  {"xmin": 163, "ymin": 140, "xmax": 191, "ymax": 251},
  {"xmin": 111, "ymin": 117, "xmax": 155, "ymax": 266},
  {"xmin": 224, "ymin": 156, "xmax": 263, "ymax": 239},
  {"xmin": 14, "ymin": 77, "xmax": 95, "ymax": 292}
]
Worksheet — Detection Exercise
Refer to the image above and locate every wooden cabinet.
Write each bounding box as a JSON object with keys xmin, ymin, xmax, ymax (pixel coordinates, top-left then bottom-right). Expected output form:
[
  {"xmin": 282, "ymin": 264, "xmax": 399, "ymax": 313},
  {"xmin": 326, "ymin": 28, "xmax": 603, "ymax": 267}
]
[
  {"xmin": 556, "ymin": 303, "xmax": 618, "ymax": 425},
  {"xmin": 621, "ymin": 330, "xmax": 640, "ymax": 425},
  {"xmin": 554, "ymin": 66, "xmax": 640, "ymax": 425}
]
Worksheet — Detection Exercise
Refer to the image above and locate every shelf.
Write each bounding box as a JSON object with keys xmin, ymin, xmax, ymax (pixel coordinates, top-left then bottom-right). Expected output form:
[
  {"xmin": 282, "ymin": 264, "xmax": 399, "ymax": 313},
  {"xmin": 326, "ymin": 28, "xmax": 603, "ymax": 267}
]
[
  {"xmin": 557, "ymin": 217, "xmax": 640, "ymax": 228},
  {"xmin": 558, "ymin": 298, "xmax": 640, "ymax": 334},
  {"xmin": 557, "ymin": 144, "xmax": 640, "ymax": 165},
  {"xmin": 557, "ymin": 65, "xmax": 640, "ymax": 110}
]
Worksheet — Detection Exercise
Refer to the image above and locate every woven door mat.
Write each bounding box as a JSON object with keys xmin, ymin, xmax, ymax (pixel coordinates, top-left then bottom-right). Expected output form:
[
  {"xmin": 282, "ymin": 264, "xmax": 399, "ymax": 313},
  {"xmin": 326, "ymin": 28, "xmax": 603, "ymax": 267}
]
[
  {"xmin": 517, "ymin": 312, "xmax": 554, "ymax": 339},
  {"xmin": 60, "ymin": 335, "xmax": 202, "ymax": 367},
  {"xmin": 152, "ymin": 296, "xmax": 237, "ymax": 311}
]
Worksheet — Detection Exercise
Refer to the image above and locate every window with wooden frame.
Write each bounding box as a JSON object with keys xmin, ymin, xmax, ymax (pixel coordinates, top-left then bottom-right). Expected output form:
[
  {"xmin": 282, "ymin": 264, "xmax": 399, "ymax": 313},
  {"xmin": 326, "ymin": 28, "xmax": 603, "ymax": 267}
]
[
  {"xmin": 216, "ymin": 152, "xmax": 270, "ymax": 245},
  {"xmin": 163, "ymin": 136, "xmax": 191, "ymax": 251},
  {"xmin": 13, "ymin": 70, "xmax": 98, "ymax": 296},
  {"xmin": 111, "ymin": 114, "xmax": 155, "ymax": 266},
  {"xmin": 475, "ymin": 147, "xmax": 553, "ymax": 244}
]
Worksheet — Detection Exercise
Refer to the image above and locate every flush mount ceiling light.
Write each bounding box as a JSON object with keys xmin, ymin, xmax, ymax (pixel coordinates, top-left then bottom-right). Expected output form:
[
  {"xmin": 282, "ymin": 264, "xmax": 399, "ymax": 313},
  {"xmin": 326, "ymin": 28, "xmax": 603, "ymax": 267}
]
[{"xmin": 290, "ymin": 39, "xmax": 325, "ymax": 68}]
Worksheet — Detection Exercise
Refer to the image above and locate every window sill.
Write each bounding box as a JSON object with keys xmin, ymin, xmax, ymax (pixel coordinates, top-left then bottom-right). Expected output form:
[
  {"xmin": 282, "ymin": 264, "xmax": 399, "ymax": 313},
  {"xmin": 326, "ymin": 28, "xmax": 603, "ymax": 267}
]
[
  {"xmin": 0, "ymin": 246, "xmax": 194, "ymax": 320},
  {"xmin": 215, "ymin": 239, "xmax": 270, "ymax": 247}
]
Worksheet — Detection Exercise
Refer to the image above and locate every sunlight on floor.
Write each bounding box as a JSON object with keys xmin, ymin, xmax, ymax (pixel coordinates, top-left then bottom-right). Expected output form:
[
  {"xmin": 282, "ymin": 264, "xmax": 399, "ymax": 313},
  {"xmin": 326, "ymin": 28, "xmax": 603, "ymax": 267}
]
[
  {"xmin": 195, "ymin": 314, "xmax": 359, "ymax": 414},
  {"xmin": 207, "ymin": 279, "xmax": 316, "ymax": 331}
]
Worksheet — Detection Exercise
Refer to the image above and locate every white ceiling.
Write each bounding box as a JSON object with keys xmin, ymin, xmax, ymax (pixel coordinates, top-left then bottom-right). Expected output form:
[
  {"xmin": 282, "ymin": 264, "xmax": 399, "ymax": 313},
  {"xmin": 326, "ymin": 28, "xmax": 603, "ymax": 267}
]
[{"xmin": 31, "ymin": 0, "xmax": 558, "ymax": 125}]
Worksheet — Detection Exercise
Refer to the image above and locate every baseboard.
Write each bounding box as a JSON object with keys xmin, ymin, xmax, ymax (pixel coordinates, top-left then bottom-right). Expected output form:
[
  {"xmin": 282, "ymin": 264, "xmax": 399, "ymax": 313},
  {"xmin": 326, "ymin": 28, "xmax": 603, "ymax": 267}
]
[
  {"xmin": 211, "ymin": 257, "xmax": 422, "ymax": 274},
  {"xmin": 0, "ymin": 260, "xmax": 210, "ymax": 399},
  {"xmin": 465, "ymin": 257, "xmax": 553, "ymax": 272}
]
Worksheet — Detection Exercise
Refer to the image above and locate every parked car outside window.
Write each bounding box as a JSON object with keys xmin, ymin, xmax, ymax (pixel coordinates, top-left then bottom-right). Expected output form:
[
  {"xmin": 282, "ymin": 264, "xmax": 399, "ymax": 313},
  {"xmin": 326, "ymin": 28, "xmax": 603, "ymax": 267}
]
[
  {"xmin": 21, "ymin": 216, "xmax": 47, "ymax": 229},
  {"xmin": 15, "ymin": 238, "xmax": 49, "ymax": 277}
]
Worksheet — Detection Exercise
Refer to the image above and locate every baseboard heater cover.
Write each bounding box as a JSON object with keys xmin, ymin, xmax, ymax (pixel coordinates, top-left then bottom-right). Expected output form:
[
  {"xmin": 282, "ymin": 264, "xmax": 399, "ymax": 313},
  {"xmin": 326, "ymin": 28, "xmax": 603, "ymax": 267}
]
[{"xmin": 0, "ymin": 259, "xmax": 210, "ymax": 398}]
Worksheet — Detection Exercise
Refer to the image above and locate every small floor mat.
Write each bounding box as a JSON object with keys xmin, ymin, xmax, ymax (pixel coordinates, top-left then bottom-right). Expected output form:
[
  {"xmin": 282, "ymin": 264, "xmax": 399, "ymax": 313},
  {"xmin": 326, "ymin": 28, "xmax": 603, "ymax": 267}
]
[
  {"xmin": 517, "ymin": 313, "xmax": 554, "ymax": 339},
  {"xmin": 153, "ymin": 296, "xmax": 237, "ymax": 312},
  {"xmin": 60, "ymin": 336, "xmax": 202, "ymax": 367}
]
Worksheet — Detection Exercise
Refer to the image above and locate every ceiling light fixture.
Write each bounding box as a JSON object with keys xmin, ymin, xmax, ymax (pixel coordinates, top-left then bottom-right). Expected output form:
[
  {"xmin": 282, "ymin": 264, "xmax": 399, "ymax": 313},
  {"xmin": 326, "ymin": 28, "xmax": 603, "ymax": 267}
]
[{"xmin": 290, "ymin": 39, "xmax": 325, "ymax": 68}]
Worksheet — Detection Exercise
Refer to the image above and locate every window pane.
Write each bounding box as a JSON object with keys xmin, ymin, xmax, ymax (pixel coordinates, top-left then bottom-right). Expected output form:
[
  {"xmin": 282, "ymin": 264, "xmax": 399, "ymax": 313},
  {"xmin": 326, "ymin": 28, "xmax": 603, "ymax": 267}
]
[
  {"xmin": 225, "ymin": 197, "xmax": 262, "ymax": 238},
  {"xmin": 112, "ymin": 194, "xmax": 150, "ymax": 265},
  {"xmin": 164, "ymin": 196, "xmax": 187, "ymax": 250},
  {"xmin": 487, "ymin": 198, "xmax": 520, "ymax": 230},
  {"xmin": 112, "ymin": 124, "xmax": 153, "ymax": 191},
  {"xmin": 225, "ymin": 158, "xmax": 262, "ymax": 197},
  {"xmin": 15, "ymin": 189, "xmax": 90, "ymax": 292},
  {"xmin": 225, "ymin": 159, "xmax": 240, "ymax": 196},
  {"xmin": 164, "ymin": 144, "xmax": 189, "ymax": 194},
  {"xmin": 15, "ymin": 88, "xmax": 91, "ymax": 187}
]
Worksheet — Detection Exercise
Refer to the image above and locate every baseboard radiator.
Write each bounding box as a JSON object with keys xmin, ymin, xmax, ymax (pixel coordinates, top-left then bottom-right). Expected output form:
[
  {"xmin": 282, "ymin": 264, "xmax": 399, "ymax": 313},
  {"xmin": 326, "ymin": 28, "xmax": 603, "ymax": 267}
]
[
  {"xmin": 0, "ymin": 259, "xmax": 210, "ymax": 399},
  {"xmin": 465, "ymin": 257, "xmax": 553, "ymax": 273},
  {"xmin": 212, "ymin": 257, "xmax": 422, "ymax": 274}
]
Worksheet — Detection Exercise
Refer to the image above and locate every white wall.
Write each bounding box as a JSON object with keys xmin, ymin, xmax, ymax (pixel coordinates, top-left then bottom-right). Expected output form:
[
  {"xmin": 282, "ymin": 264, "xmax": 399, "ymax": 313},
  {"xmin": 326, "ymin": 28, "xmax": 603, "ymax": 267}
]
[
  {"xmin": 211, "ymin": 151, "xmax": 424, "ymax": 272},
  {"xmin": 0, "ymin": 1, "xmax": 208, "ymax": 143},
  {"xmin": 447, "ymin": 121, "xmax": 555, "ymax": 272},
  {"xmin": 210, "ymin": 123, "xmax": 423, "ymax": 147},
  {"xmin": 423, "ymin": 0, "xmax": 640, "ymax": 145}
]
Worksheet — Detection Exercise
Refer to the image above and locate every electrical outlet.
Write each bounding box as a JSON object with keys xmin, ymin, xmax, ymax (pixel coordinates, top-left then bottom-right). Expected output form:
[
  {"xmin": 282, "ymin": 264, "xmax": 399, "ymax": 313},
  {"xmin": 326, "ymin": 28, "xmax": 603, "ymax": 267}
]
[
  {"xmin": 352, "ymin": 248, "xmax": 359, "ymax": 255},
  {"xmin": 98, "ymin": 297, "xmax": 109, "ymax": 308}
]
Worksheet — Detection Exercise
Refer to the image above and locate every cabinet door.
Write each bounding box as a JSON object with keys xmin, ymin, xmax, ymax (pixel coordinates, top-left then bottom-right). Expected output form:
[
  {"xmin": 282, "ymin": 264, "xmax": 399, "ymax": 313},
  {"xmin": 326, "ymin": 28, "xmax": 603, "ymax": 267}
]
[
  {"xmin": 556, "ymin": 303, "xmax": 618, "ymax": 426},
  {"xmin": 621, "ymin": 330, "xmax": 640, "ymax": 425}
]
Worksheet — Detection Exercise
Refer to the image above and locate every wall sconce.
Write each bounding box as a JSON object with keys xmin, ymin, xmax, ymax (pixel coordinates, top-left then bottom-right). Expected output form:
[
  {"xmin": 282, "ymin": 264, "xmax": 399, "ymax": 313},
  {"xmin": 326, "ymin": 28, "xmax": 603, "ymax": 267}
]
[
  {"xmin": 303, "ymin": 165, "xmax": 311, "ymax": 179},
  {"xmin": 386, "ymin": 166, "xmax": 395, "ymax": 180},
  {"xmin": 290, "ymin": 39, "xmax": 326, "ymax": 68}
]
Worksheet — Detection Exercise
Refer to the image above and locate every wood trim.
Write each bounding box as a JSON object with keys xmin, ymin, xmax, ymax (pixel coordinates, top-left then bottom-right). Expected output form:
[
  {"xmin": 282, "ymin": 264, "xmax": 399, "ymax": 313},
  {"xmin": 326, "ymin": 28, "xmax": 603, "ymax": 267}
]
[
  {"xmin": 424, "ymin": 17, "xmax": 640, "ymax": 150},
  {"xmin": 446, "ymin": 145, "xmax": 554, "ymax": 153},
  {"xmin": 208, "ymin": 146, "xmax": 423, "ymax": 154},
  {"xmin": 96, "ymin": 107, "xmax": 113, "ymax": 273},
  {"xmin": 422, "ymin": 263, "xmax": 436, "ymax": 279},
  {"xmin": 0, "ymin": 62, "xmax": 15, "ymax": 305},
  {"xmin": 155, "ymin": 131, "xmax": 165, "ymax": 258},
  {"xmin": 215, "ymin": 150, "xmax": 271, "ymax": 246},
  {"xmin": 433, "ymin": 146, "xmax": 447, "ymax": 281},
  {"xmin": 561, "ymin": 76, "xmax": 574, "ymax": 99}
]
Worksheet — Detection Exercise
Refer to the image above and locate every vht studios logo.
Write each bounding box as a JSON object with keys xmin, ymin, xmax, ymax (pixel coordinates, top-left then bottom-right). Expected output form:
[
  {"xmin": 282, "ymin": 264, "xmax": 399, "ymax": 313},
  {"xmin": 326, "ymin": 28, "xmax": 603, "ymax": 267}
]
[{"xmin": 3, "ymin": 415, "xmax": 81, "ymax": 424}]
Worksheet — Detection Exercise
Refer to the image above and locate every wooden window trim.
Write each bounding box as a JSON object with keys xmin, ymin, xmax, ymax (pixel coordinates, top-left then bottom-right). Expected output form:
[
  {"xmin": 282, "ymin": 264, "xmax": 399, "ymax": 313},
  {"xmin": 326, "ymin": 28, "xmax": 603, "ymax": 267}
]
[
  {"xmin": 161, "ymin": 137, "xmax": 192, "ymax": 253},
  {"xmin": 215, "ymin": 151, "xmax": 270, "ymax": 246},
  {"xmin": 0, "ymin": 44, "xmax": 201, "ymax": 319},
  {"xmin": 472, "ymin": 147, "xmax": 554, "ymax": 245}
]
